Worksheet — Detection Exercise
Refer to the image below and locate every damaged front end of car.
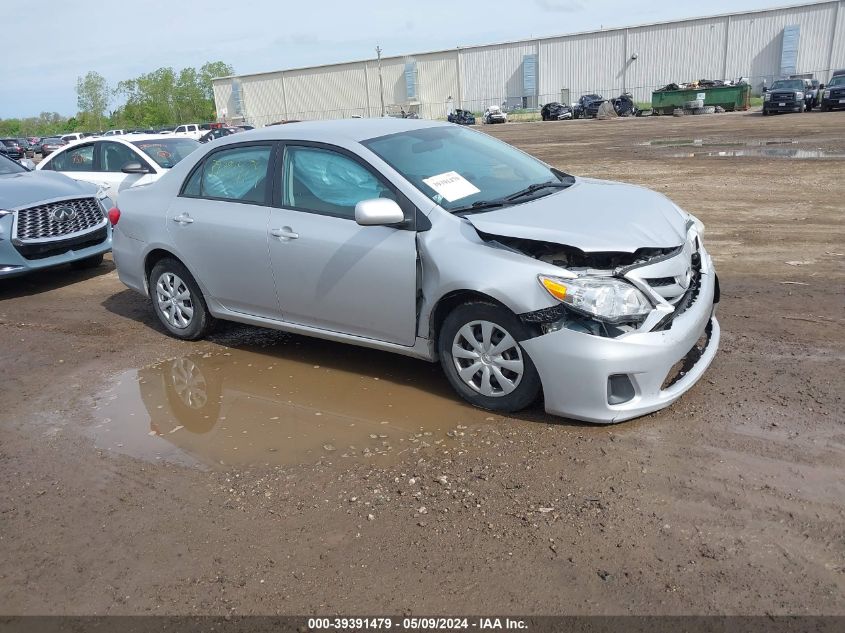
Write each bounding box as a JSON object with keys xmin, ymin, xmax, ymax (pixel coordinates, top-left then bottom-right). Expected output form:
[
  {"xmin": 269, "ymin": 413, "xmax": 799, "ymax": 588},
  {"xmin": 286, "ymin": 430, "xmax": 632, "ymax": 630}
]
[{"xmin": 473, "ymin": 219, "xmax": 720, "ymax": 422}]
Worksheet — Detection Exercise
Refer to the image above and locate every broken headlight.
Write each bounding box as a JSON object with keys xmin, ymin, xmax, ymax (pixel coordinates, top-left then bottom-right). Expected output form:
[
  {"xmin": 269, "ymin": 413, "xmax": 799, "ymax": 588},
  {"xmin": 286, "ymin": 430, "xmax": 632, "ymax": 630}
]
[{"xmin": 538, "ymin": 275, "xmax": 652, "ymax": 324}]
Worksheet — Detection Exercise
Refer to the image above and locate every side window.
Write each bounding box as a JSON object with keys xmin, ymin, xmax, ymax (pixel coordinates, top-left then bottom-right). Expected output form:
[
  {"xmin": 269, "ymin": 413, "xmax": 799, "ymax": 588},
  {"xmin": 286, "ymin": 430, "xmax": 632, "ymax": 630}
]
[
  {"xmin": 175, "ymin": 126, "xmax": 185, "ymax": 133},
  {"xmin": 99, "ymin": 142, "xmax": 146, "ymax": 173},
  {"xmin": 50, "ymin": 143, "xmax": 95, "ymax": 172},
  {"xmin": 283, "ymin": 146, "xmax": 395, "ymax": 219},
  {"xmin": 182, "ymin": 164, "xmax": 202, "ymax": 197},
  {"xmin": 199, "ymin": 145, "xmax": 271, "ymax": 203}
]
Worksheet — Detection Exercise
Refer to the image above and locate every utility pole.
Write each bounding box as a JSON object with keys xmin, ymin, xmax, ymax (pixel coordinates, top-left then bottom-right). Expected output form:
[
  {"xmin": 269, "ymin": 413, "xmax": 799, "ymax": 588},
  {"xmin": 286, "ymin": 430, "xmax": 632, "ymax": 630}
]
[{"xmin": 376, "ymin": 45, "xmax": 385, "ymax": 117}]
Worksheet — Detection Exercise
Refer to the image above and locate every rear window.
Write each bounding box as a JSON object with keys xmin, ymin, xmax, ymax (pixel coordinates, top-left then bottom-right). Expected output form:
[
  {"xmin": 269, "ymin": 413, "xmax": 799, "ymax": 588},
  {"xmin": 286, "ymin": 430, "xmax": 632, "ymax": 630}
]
[{"xmin": 131, "ymin": 138, "xmax": 200, "ymax": 168}]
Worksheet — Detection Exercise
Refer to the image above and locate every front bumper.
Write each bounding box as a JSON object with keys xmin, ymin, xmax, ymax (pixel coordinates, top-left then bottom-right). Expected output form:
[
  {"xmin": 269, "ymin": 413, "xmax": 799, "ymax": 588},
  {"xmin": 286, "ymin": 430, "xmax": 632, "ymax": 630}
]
[
  {"xmin": 763, "ymin": 101, "xmax": 802, "ymax": 113},
  {"xmin": 821, "ymin": 96, "xmax": 845, "ymax": 110},
  {"xmin": 0, "ymin": 213, "xmax": 111, "ymax": 279},
  {"xmin": 521, "ymin": 266, "xmax": 719, "ymax": 424}
]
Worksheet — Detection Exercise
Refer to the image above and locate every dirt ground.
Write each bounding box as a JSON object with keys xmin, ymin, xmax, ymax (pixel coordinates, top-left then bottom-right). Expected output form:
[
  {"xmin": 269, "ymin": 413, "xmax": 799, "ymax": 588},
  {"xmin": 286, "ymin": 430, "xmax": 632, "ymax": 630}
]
[{"xmin": 1, "ymin": 111, "xmax": 843, "ymax": 617}]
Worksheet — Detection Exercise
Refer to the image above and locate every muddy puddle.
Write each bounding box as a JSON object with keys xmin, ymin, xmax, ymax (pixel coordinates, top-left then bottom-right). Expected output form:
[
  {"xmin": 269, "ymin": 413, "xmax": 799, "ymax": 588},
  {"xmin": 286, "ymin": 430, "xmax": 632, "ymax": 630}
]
[
  {"xmin": 92, "ymin": 340, "xmax": 500, "ymax": 468},
  {"xmin": 672, "ymin": 148, "xmax": 845, "ymax": 159},
  {"xmin": 643, "ymin": 138, "xmax": 798, "ymax": 147}
]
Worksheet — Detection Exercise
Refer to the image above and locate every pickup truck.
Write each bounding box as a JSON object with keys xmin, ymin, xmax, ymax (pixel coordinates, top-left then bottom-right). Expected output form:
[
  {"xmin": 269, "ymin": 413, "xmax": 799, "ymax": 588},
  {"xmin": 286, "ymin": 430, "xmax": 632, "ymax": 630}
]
[{"xmin": 171, "ymin": 124, "xmax": 205, "ymax": 140}]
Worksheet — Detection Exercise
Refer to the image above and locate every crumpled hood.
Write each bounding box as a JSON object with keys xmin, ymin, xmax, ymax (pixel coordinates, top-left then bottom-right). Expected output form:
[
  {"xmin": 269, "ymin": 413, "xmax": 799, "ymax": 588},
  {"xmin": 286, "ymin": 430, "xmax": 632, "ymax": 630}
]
[
  {"xmin": 466, "ymin": 177, "xmax": 688, "ymax": 253},
  {"xmin": 0, "ymin": 170, "xmax": 98, "ymax": 210}
]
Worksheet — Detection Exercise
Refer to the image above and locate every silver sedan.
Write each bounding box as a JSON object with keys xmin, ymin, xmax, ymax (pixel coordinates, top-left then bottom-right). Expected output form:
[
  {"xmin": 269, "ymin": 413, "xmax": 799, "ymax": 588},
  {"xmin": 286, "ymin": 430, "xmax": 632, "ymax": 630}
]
[{"xmin": 111, "ymin": 119, "xmax": 719, "ymax": 423}]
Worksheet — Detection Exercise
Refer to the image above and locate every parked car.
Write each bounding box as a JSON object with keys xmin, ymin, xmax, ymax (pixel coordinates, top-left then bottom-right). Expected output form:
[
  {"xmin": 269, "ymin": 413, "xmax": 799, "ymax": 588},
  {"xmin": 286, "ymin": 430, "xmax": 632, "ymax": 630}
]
[
  {"xmin": 820, "ymin": 74, "xmax": 845, "ymax": 111},
  {"xmin": 103, "ymin": 129, "xmax": 126, "ymax": 136},
  {"xmin": 573, "ymin": 94, "xmax": 606, "ymax": 119},
  {"xmin": 37, "ymin": 135, "xmax": 200, "ymax": 203},
  {"xmin": 111, "ymin": 119, "xmax": 719, "ymax": 423},
  {"xmin": 482, "ymin": 105, "xmax": 508, "ymax": 124},
  {"xmin": 61, "ymin": 133, "xmax": 86, "ymax": 143},
  {"xmin": 447, "ymin": 109, "xmax": 475, "ymax": 125},
  {"xmin": 540, "ymin": 102, "xmax": 573, "ymax": 121},
  {"xmin": 16, "ymin": 138, "xmax": 36, "ymax": 158},
  {"xmin": 0, "ymin": 138, "xmax": 25, "ymax": 159},
  {"xmin": 198, "ymin": 127, "xmax": 239, "ymax": 143},
  {"xmin": 610, "ymin": 92, "xmax": 637, "ymax": 117},
  {"xmin": 236, "ymin": 125, "xmax": 255, "ymax": 131},
  {"xmin": 801, "ymin": 79, "xmax": 821, "ymax": 109},
  {"xmin": 762, "ymin": 79, "xmax": 809, "ymax": 114},
  {"xmin": 0, "ymin": 152, "xmax": 112, "ymax": 278},
  {"xmin": 39, "ymin": 137, "xmax": 67, "ymax": 156},
  {"xmin": 172, "ymin": 124, "xmax": 205, "ymax": 140}
]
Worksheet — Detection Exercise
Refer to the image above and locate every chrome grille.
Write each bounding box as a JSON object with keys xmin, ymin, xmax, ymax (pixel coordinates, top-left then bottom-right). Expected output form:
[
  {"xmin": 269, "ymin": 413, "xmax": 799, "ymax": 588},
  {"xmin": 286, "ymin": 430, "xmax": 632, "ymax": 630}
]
[{"xmin": 15, "ymin": 197, "xmax": 105, "ymax": 241}]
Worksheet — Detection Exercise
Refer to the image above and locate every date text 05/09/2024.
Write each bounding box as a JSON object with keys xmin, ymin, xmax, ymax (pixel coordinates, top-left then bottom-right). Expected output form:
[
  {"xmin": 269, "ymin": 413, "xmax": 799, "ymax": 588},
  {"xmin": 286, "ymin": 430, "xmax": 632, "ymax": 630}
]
[{"xmin": 306, "ymin": 617, "xmax": 528, "ymax": 630}]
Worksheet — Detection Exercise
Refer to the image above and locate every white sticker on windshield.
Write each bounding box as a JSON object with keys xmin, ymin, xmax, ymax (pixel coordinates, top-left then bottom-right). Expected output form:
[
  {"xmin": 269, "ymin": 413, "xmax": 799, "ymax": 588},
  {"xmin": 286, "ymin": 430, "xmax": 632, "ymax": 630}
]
[{"xmin": 422, "ymin": 171, "xmax": 480, "ymax": 203}]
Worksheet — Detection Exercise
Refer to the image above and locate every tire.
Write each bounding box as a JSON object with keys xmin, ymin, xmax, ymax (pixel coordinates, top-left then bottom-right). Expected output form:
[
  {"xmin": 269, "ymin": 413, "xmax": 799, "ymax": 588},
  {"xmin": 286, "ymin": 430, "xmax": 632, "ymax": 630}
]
[
  {"xmin": 149, "ymin": 258, "xmax": 214, "ymax": 340},
  {"xmin": 70, "ymin": 253, "xmax": 104, "ymax": 270},
  {"xmin": 438, "ymin": 302, "xmax": 541, "ymax": 413}
]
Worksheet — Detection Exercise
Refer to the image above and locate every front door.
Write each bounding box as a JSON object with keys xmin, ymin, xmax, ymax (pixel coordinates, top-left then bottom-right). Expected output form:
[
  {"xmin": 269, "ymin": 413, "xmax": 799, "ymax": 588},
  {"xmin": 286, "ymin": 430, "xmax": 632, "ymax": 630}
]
[
  {"xmin": 96, "ymin": 141, "xmax": 157, "ymax": 201},
  {"xmin": 268, "ymin": 144, "xmax": 418, "ymax": 346},
  {"xmin": 166, "ymin": 142, "xmax": 280, "ymax": 319}
]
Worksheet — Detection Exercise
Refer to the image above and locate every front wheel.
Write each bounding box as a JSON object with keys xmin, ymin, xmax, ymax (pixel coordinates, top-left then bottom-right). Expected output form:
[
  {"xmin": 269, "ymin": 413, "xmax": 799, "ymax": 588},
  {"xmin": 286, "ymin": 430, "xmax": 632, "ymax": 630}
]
[
  {"xmin": 438, "ymin": 302, "xmax": 541, "ymax": 413},
  {"xmin": 149, "ymin": 258, "xmax": 214, "ymax": 340}
]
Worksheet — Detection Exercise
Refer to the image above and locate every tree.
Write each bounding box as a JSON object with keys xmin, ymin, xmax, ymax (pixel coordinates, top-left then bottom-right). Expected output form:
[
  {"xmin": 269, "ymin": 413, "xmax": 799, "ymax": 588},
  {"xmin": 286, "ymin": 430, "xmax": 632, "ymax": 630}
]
[{"xmin": 76, "ymin": 71, "xmax": 110, "ymax": 131}]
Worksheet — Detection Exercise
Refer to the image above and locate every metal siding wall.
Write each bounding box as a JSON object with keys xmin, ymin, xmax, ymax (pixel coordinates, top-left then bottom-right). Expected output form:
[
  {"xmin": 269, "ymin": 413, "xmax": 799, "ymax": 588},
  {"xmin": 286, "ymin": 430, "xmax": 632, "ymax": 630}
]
[
  {"xmin": 238, "ymin": 73, "xmax": 286, "ymax": 125},
  {"xmin": 725, "ymin": 3, "xmax": 838, "ymax": 86},
  {"xmin": 829, "ymin": 1, "xmax": 845, "ymax": 79},
  {"xmin": 415, "ymin": 51, "xmax": 460, "ymax": 119},
  {"xmin": 459, "ymin": 41, "xmax": 537, "ymax": 112},
  {"xmin": 538, "ymin": 31, "xmax": 625, "ymax": 105},
  {"xmin": 212, "ymin": 81, "xmax": 232, "ymax": 119},
  {"xmin": 284, "ymin": 63, "xmax": 368, "ymax": 121},
  {"xmin": 626, "ymin": 19, "xmax": 728, "ymax": 102}
]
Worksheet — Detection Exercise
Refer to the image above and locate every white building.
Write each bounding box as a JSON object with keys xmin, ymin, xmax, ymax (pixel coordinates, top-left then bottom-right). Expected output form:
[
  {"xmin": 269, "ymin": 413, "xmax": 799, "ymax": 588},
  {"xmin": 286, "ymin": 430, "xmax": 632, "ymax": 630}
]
[{"xmin": 213, "ymin": 0, "xmax": 844, "ymax": 125}]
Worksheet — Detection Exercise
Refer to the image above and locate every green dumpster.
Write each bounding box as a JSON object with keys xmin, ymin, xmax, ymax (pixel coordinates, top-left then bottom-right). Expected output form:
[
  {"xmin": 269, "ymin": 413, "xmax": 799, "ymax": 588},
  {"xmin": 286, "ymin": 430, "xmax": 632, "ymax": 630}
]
[{"xmin": 651, "ymin": 84, "xmax": 751, "ymax": 114}]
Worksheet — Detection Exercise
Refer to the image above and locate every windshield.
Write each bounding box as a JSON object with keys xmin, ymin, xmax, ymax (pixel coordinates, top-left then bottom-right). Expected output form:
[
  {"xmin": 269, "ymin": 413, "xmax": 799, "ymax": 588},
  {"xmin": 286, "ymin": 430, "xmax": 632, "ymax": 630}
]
[
  {"xmin": 828, "ymin": 76, "xmax": 845, "ymax": 87},
  {"xmin": 0, "ymin": 154, "xmax": 26, "ymax": 174},
  {"xmin": 771, "ymin": 80, "xmax": 804, "ymax": 90},
  {"xmin": 363, "ymin": 125, "xmax": 567, "ymax": 212},
  {"xmin": 131, "ymin": 138, "xmax": 199, "ymax": 168},
  {"xmin": 43, "ymin": 137, "xmax": 61, "ymax": 144}
]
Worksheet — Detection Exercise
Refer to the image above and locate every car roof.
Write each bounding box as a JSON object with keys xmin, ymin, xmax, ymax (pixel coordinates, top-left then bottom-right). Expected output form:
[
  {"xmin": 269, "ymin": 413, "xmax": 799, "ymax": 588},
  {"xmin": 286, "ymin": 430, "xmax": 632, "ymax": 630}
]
[{"xmin": 229, "ymin": 118, "xmax": 450, "ymax": 146}]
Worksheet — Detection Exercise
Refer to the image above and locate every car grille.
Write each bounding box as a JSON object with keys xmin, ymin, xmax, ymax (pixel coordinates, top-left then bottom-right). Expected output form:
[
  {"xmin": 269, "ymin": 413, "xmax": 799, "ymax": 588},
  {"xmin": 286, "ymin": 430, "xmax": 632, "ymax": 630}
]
[
  {"xmin": 830, "ymin": 89, "xmax": 845, "ymax": 98},
  {"xmin": 14, "ymin": 197, "xmax": 105, "ymax": 241},
  {"xmin": 771, "ymin": 92, "xmax": 795, "ymax": 102}
]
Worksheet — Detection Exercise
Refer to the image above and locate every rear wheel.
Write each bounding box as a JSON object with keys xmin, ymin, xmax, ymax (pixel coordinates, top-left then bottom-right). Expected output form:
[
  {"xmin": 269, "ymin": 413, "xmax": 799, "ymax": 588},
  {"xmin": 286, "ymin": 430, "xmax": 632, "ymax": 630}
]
[
  {"xmin": 438, "ymin": 302, "xmax": 541, "ymax": 413},
  {"xmin": 149, "ymin": 258, "xmax": 214, "ymax": 340}
]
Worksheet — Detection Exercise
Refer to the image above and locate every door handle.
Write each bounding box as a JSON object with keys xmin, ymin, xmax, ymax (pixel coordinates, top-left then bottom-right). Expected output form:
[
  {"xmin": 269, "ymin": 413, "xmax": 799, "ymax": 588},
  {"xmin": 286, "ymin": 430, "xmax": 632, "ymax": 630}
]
[
  {"xmin": 172, "ymin": 213, "xmax": 194, "ymax": 225},
  {"xmin": 270, "ymin": 227, "xmax": 298, "ymax": 239}
]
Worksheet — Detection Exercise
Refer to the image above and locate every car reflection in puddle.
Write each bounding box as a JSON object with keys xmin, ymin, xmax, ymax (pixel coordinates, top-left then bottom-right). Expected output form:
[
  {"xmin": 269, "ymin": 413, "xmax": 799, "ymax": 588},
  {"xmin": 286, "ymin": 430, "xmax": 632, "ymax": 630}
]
[{"xmin": 93, "ymin": 346, "xmax": 494, "ymax": 468}]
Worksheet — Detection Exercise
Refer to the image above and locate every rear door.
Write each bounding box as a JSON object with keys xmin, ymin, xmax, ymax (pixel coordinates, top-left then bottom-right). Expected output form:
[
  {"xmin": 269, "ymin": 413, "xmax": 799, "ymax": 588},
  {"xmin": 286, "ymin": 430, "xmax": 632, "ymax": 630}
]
[
  {"xmin": 41, "ymin": 141, "xmax": 99, "ymax": 187},
  {"xmin": 166, "ymin": 142, "xmax": 280, "ymax": 318},
  {"xmin": 267, "ymin": 142, "xmax": 418, "ymax": 346}
]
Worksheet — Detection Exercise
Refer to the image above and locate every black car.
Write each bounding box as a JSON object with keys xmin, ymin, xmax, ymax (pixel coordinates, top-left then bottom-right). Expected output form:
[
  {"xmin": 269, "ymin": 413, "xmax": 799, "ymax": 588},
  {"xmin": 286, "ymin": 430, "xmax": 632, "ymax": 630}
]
[
  {"xmin": 573, "ymin": 94, "xmax": 605, "ymax": 119},
  {"xmin": 38, "ymin": 137, "xmax": 66, "ymax": 156},
  {"xmin": 762, "ymin": 79, "xmax": 808, "ymax": 115},
  {"xmin": 447, "ymin": 109, "xmax": 475, "ymax": 125},
  {"xmin": 199, "ymin": 127, "xmax": 238, "ymax": 143},
  {"xmin": 610, "ymin": 92, "xmax": 637, "ymax": 117},
  {"xmin": 0, "ymin": 138, "xmax": 25, "ymax": 159},
  {"xmin": 540, "ymin": 102, "xmax": 572, "ymax": 121},
  {"xmin": 820, "ymin": 74, "xmax": 845, "ymax": 111}
]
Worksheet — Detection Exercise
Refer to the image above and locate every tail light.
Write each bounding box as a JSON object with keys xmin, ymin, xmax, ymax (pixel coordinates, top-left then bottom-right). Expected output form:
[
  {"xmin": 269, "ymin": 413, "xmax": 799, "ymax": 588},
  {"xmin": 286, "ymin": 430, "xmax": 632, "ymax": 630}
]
[{"xmin": 108, "ymin": 207, "xmax": 121, "ymax": 226}]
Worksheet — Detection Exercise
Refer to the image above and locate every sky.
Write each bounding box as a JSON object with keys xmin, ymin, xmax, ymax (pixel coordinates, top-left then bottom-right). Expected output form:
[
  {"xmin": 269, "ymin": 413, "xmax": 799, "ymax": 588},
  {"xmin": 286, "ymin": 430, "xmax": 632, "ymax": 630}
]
[{"xmin": 0, "ymin": 0, "xmax": 816, "ymax": 118}]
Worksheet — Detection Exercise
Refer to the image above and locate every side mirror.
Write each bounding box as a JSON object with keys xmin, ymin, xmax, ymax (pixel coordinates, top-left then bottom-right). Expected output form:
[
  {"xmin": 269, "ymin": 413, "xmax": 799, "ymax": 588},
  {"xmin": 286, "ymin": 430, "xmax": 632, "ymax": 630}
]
[
  {"xmin": 762, "ymin": 87, "xmax": 768, "ymax": 92},
  {"xmin": 121, "ymin": 161, "xmax": 149, "ymax": 174},
  {"xmin": 355, "ymin": 198, "xmax": 405, "ymax": 227}
]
